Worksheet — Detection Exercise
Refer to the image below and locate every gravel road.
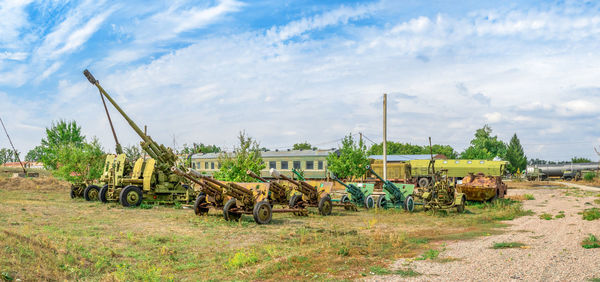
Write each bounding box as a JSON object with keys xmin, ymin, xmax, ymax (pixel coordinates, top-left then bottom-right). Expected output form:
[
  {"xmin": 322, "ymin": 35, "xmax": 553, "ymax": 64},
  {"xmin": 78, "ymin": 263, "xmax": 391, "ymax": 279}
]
[{"xmin": 371, "ymin": 184, "xmax": 600, "ymax": 281}]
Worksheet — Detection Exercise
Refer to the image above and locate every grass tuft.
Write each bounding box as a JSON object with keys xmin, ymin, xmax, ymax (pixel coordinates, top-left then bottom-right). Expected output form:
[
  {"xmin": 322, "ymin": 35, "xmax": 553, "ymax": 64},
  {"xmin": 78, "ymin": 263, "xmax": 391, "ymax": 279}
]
[
  {"xmin": 581, "ymin": 234, "xmax": 600, "ymax": 249},
  {"xmin": 524, "ymin": 194, "xmax": 535, "ymax": 200},
  {"xmin": 539, "ymin": 213, "xmax": 553, "ymax": 220},
  {"xmin": 492, "ymin": 242, "xmax": 526, "ymax": 249},
  {"xmin": 582, "ymin": 208, "xmax": 600, "ymax": 221},
  {"xmin": 415, "ymin": 249, "xmax": 439, "ymax": 260}
]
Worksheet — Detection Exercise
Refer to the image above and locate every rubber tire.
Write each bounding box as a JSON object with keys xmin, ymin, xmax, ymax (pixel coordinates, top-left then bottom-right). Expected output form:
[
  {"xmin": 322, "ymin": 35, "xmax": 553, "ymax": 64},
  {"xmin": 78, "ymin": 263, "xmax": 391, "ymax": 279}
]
[
  {"xmin": 194, "ymin": 193, "xmax": 210, "ymax": 216},
  {"xmin": 98, "ymin": 185, "xmax": 109, "ymax": 203},
  {"xmin": 403, "ymin": 195, "xmax": 415, "ymax": 212},
  {"xmin": 418, "ymin": 178, "xmax": 430, "ymax": 188},
  {"xmin": 289, "ymin": 194, "xmax": 303, "ymax": 208},
  {"xmin": 223, "ymin": 198, "xmax": 242, "ymax": 221},
  {"xmin": 457, "ymin": 195, "xmax": 466, "ymax": 213},
  {"xmin": 364, "ymin": 195, "xmax": 375, "ymax": 209},
  {"xmin": 252, "ymin": 201, "xmax": 272, "ymax": 224},
  {"xmin": 119, "ymin": 185, "xmax": 143, "ymax": 207},
  {"xmin": 84, "ymin": 185, "xmax": 100, "ymax": 201},
  {"xmin": 70, "ymin": 185, "xmax": 76, "ymax": 199},
  {"xmin": 341, "ymin": 195, "xmax": 351, "ymax": 210},
  {"xmin": 377, "ymin": 195, "xmax": 388, "ymax": 209},
  {"xmin": 318, "ymin": 195, "xmax": 332, "ymax": 216}
]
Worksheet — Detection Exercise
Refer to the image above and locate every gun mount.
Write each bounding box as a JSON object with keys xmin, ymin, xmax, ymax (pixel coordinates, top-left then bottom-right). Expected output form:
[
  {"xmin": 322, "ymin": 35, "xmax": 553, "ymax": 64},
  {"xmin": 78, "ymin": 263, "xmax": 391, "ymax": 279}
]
[
  {"xmin": 331, "ymin": 174, "xmax": 374, "ymax": 210},
  {"xmin": 270, "ymin": 168, "xmax": 333, "ymax": 216},
  {"xmin": 366, "ymin": 165, "xmax": 415, "ymax": 211}
]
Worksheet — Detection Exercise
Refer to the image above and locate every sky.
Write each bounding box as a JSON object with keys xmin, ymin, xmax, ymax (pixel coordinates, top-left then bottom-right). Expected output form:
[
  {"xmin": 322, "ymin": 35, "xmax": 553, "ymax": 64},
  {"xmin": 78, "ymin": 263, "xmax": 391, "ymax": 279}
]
[{"xmin": 1, "ymin": 0, "xmax": 600, "ymax": 161}]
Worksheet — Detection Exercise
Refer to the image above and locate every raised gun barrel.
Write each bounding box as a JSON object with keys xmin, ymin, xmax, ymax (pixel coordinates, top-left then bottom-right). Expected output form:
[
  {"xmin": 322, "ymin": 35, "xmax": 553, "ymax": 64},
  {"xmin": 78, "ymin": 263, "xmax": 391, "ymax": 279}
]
[
  {"xmin": 83, "ymin": 69, "xmax": 177, "ymax": 169},
  {"xmin": 270, "ymin": 168, "xmax": 316, "ymax": 198},
  {"xmin": 246, "ymin": 170, "xmax": 286, "ymax": 196},
  {"xmin": 366, "ymin": 165, "xmax": 401, "ymax": 199},
  {"xmin": 331, "ymin": 174, "xmax": 364, "ymax": 201}
]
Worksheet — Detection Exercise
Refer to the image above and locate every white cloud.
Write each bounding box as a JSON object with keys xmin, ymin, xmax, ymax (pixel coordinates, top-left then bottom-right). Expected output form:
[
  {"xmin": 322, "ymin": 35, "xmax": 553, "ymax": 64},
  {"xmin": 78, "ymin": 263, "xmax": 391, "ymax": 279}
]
[
  {"xmin": 484, "ymin": 112, "xmax": 502, "ymax": 123},
  {"xmin": 0, "ymin": 51, "xmax": 28, "ymax": 61},
  {"xmin": 0, "ymin": 0, "xmax": 33, "ymax": 47}
]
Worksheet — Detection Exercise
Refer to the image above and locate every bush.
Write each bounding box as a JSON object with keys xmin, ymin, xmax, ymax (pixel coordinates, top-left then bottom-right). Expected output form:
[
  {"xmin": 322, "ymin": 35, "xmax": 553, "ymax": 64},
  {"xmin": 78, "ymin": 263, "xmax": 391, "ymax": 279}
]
[
  {"xmin": 582, "ymin": 208, "xmax": 600, "ymax": 221},
  {"xmin": 581, "ymin": 234, "xmax": 600, "ymax": 249},
  {"xmin": 584, "ymin": 172, "xmax": 596, "ymax": 182}
]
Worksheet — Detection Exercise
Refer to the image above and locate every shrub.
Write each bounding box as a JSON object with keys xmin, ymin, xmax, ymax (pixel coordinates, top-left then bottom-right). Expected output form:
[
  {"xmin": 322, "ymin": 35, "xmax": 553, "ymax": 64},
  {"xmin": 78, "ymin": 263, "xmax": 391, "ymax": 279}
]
[
  {"xmin": 226, "ymin": 251, "xmax": 259, "ymax": 269},
  {"xmin": 584, "ymin": 172, "xmax": 596, "ymax": 182},
  {"xmin": 582, "ymin": 208, "xmax": 600, "ymax": 221},
  {"xmin": 581, "ymin": 234, "xmax": 600, "ymax": 249}
]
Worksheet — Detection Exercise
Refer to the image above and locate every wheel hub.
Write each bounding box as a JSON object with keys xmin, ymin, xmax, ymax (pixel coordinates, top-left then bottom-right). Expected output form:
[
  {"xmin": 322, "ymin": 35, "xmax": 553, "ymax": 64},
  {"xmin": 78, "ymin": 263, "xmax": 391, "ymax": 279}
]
[{"xmin": 127, "ymin": 191, "xmax": 139, "ymax": 204}]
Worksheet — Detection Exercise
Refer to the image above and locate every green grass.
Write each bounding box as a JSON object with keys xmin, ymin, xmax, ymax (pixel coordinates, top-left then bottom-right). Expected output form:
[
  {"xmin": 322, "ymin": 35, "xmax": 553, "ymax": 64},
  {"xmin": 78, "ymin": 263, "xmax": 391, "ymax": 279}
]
[
  {"xmin": 539, "ymin": 213, "xmax": 553, "ymax": 220},
  {"xmin": 524, "ymin": 194, "xmax": 535, "ymax": 200},
  {"xmin": 0, "ymin": 177, "xmax": 533, "ymax": 281},
  {"xmin": 492, "ymin": 242, "xmax": 526, "ymax": 249},
  {"xmin": 582, "ymin": 208, "xmax": 600, "ymax": 221},
  {"xmin": 555, "ymin": 213, "xmax": 565, "ymax": 219},
  {"xmin": 581, "ymin": 234, "xmax": 600, "ymax": 249},
  {"xmin": 367, "ymin": 266, "xmax": 420, "ymax": 277}
]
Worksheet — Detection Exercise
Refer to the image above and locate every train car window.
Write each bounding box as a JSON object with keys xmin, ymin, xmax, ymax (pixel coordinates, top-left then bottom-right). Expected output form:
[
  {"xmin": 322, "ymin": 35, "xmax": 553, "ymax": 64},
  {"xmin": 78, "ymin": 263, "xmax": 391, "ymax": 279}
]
[
  {"xmin": 306, "ymin": 161, "xmax": 314, "ymax": 170},
  {"xmin": 480, "ymin": 161, "xmax": 485, "ymax": 164},
  {"xmin": 293, "ymin": 161, "xmax": 301, "ymax": 169},
  {"xmin": 443, "ymin": 160, "xmax": 448, "ymax": 164},
  {"xmin": 192, "ymin": 162, "xmax": 196, "ymax": 169},
  {"xmin": 205, "ymin": 162, "xmax": 209, "ymax": 169},
  {"xmin": 211, "ymin": 162, "xmax": 215, "ymax": 169},
  {"xmin": 318, "ymin": 161, "xmax": 323, "ymax": 170},
  {"xmin": 281, "ymin": 161, "xmax": 288, "ymax": 169},
  {"xmin": 269, "ymin": 161, "xmax": 276, "ymax": 169},
  {"xmin": 455, "ymin": 161, "xmax": 460, "ymax": 164},
  {"xmin": 467, "ymin": 161, "xmax": 472, "ymax": 164}
]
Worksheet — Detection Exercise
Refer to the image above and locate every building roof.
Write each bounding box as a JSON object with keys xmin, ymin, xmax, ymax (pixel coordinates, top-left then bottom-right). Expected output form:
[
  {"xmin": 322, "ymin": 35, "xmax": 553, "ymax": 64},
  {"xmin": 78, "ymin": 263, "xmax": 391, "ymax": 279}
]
[
  {"xmin": 368, "ymin": 154, "xmax": 442, "ymax": 161},
  {"xmin": 191, "ymin": 149, "xmax": 337, "ymax": 159}
]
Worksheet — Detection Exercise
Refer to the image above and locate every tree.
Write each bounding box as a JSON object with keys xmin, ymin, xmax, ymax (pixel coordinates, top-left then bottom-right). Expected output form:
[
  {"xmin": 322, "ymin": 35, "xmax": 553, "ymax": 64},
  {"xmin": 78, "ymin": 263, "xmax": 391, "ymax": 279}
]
[
  {"xmin": 505, "ymin": 134, "xmax": 527, "ymax": 173},
  {"xmin": 571, "ymin": 157, "xmax": 591, "ymax": 163},
  {"xmin": 39, "ymin": 120, "xmax": 86, "ymax": 170},
  {"xmin": 213, "ymin": 131, "xmax": 265, "ymax": 182},
  {"xmin": 25, "ymin": 146, "xmax": 44, "ymax": 162},
  {"xmin": 123, "ymin": 144, "xmax": 143, "ymax": 161},
  {"xmin": 460, "ymin": 125, "xmax": 507, "ymax": 160},
  {"xmin": 293, "ymin": 142, "xmax": 316, "ymax": 150},
  {"xmin": 0, "ymin": 148, "xmax": 19, "ymax": 164},
  {"xmin": 52, "ymin": 138, "xmax": 105, "ymax": 183},
  {"xmin": 367, "ymin": 142, "xmax": 458, "ymax": 159},
  {"xmin": 180, "ymin": 143, "xmax": 221, "ymax": 155},
  {"xmin": 326, "ymin": 134, "xmax": 370, "ymax": 179}
]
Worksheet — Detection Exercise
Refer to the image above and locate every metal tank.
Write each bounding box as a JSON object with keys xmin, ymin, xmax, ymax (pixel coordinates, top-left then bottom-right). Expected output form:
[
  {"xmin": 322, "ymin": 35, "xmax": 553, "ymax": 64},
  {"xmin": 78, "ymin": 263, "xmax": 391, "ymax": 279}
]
[{"xmin": 529, "ymin": 163, "xmax": 599, "ymax": 177}]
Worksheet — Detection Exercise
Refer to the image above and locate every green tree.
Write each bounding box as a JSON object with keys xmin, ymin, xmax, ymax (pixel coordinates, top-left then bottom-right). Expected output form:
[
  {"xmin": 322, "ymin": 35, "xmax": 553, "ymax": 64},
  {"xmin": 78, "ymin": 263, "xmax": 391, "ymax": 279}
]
[
  {"xmin": 460, "ymin": 125, "xmax": 507, "ymax": 160},
  {"xmin": 505, "ymin": 133, "xmax": 527, "ymax": 173},
  {"xmin": 367, "ymin": 142, "xmax": 458, "ymax": 158},
  {"xmin": 0, "ymin": 148, "xmax": 19, "ymax": 164},
  {"xmin": 124, "ymin": 144, "xmax": 143, "ymax": 161},
  {"xmin": 293, "ymin": 142, "xmax": 316, "ymax": 150},
  {"xmin": 39, "ymin": 120, "xmax": 86, "ymax": 170},
  {"xmin": 52, "ymin": 139, "xmax": 105, "ymax": 183},
  {"xmin": 326, "ymin": 134, "xmax": 370, "ymax": 179},
  {"xmin": 571, "ymin": 157, "xmax": 592, "ymax": 163},
  {"xmin": 180, "ymin": 143, "xmax": 221, "ymax": 155},
  {"xmin": 213, "ymin": 132, "xmax": 265, "ymax": 182},
  {"xmin": 25, "ymin": 145, "xmax": 44, "ymax": 162}
]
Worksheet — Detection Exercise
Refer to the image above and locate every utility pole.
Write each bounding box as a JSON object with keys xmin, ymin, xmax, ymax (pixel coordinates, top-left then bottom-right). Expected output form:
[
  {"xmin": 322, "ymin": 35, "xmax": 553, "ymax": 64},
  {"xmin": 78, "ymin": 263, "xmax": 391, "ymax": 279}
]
[{"xmin": 383, "ymin": 93, "xmax": 387, "ymax": 181}]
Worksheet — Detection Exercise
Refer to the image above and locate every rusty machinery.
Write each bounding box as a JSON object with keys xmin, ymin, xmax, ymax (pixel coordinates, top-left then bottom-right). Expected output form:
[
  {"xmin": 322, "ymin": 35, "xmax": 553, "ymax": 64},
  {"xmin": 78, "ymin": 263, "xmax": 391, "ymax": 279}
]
[
  {"xmin": 246, "ymin": 170, "xmax": 308, "ymax": 216},
  {"xmin": 170, "ymin": 167, "xmax": 227, "ymax": 215},
  {"xmin": 270, "ymin": 168, "xmax": 336, "ymax": 215},
  {"xmin": 456, "ymin": 173, "xmax": 507, "ymax": 202}
]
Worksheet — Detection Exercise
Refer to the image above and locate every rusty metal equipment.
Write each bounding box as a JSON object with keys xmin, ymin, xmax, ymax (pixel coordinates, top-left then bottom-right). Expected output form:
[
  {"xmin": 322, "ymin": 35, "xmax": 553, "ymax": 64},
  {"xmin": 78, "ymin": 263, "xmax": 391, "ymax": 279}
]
[
  {"xmin": 84, "ymin": 69, "xmax": 194, "ymax": 207},
  {"xmin": 366, "ymin": 165, "xmax": 415, "ymax": 211},
  {"xmin": 170, "ymin": 167, "xmax": 227, "ymax": 215},
  {"xmin": 456, "ymin": 173, "xmax": 507, "ymax": 202},
  {"xmin": 271, "ymin": 168, "xmax": 334, "ymax": 215},
  {"xmin": 246, "ymin": 170, "xmax": 293, "ymax": 207},
  {"xmin": 331, "ymin": 174, "xmax": 374, "ymax": 210},
  {"xmin": 417, "ymin": 172, "xmax": 466, "ymax": 213}
]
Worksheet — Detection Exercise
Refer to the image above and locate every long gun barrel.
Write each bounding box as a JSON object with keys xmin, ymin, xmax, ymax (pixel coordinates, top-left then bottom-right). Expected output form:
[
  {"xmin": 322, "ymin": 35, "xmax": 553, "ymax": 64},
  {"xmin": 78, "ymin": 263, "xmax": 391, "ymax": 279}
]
[
  {"xmin": 270, "ymin": 168, "xmax": 316, "ymax": 198},
  {"xmin": 83, "ymin": 70, "xmax": 176, "ymax": 167},
  {"xmin": 331, "ymin": 174, "xmax": 363, "ymax": 201},
  {"xmin": 366, "ymin": 165, "xmax": 401, "ymax": 200},
  {"xmin": 171, "ymin": 167, "xmax": 221, "ymax": 197},
  {"xmin": 246, "ymin": 170, "xmax": 285, "ymax": 196}
]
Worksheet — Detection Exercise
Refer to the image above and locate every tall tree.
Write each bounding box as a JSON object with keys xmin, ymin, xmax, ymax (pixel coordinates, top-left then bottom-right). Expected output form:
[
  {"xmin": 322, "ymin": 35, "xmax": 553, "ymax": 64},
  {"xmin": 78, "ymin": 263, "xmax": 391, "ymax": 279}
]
[
  {"xmin": 460, "ymin": 125, "xmax": 507, "ymax": 160},
  {"xmin": 571, "ymin": 157, "xmax": 591, "ymax": 163},
  {"xmin": 180, "ymin": 143, "xmax": 221, "ymax": 155},
  {"xmin": 326, "ymin": 134, "xmax": 370, "ymax": 179},
  {"xmin": 124, "ymin": 144, "xmax": 143, "ymax": 161},
  {"xmin": 505, "ymin": 133, "xmax": 527, "ymax": 173},
  {"xmin": 39, "ymin": 120, "xmax": 86, "ymax": 170},
  {"xmin": 52, "ymin": 138, "xmax": 105, "ymax": 183},
  {"xmin": 213, "ymin": 131, "xmax": 265, "ymax": 182},
  {"xmin": 0, "ymin": 148, "xmax": 19, "ymax": 164},
  {"xmin": 367, "ymin": 142, "xmax": 458, "ymax": 158},
  {"xmin": 293, "ymin": 142, "xmax": 316, "ymax": 150},
  {"xmin": 25, "ymin": 146, "xmax": 44, "ymax": 162}
]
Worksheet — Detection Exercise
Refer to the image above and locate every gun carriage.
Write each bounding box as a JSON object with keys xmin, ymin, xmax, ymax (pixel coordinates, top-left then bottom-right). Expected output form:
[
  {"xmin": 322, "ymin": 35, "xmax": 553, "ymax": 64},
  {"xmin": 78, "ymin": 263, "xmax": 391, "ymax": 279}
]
[
  {"xmin": 270, "ymin": 168, "xmax": 335, "ymax": 215},
  {"xmin": 366, "ymin": 165, "xmax": 415, "ymax": 211},
  {"xmin": 331, "ymin": 175, "xmax": 374, "ymax": 210}
]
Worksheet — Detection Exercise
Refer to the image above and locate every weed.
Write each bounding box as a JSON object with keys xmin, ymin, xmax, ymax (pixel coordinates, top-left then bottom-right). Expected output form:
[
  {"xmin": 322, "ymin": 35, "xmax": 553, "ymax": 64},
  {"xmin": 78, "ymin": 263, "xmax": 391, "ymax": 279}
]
[
  {"xmin": 582, "ymin": 208, "xmax": 600, "ymax": 221},
  {"xmin": 539, "ymin": 213, "xmax": 553, "ymax": 220},
  {"xmin": 173, "ymin": 202, "xmax": 182, "ymax": 210},
  {"xmin": 555, "ymin": 213, "xmax": 565, "ymax": 219},
  {"xmin": 1, "ymin": 271, "xmax": 13, "ymax": 281},
  {"xmin": 368, "ymin": 266, "xmax": 420, "ymax": 277},
  {"xmin": 139, "ymin": 203, "xmax": 154, "ymax": 209},
  {"xmin": 369, "ymin": 266, "xmax": 391, "ymax": 275},
  {"xmin": 492, "ymin": 242, "xmax": 526, "ymax": 249},
  {"xmin": 337, "ymin": 246, "xmax": 349, "ymax": 256},
  {"xmin": 524, "ymin": 194, "xmax": 535, "ymax": 200},
  {"xmin": 225, "ymin": 250, "xmax": 259, "ymax": 269},
  {"xmin": 581, "ymin": 234, "xmax": 600, "ymax": 249},
  {"xmin": 584, "ymin": 172, "xmax": 596, "ymax": 181},
  {"xmin": 415, "ymin": 249, "xmax": 439, "ymax": 260}
]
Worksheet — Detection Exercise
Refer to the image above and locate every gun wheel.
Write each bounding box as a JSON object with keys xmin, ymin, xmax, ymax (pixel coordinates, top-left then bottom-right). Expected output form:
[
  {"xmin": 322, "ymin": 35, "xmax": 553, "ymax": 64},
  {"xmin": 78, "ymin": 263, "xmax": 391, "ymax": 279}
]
[
  {"xmin": 377, "ymin": 196, "xmax": 388, "ymax": 209},
  {"xmin": 194, "ymin": 194, "xmax": 210, "ymax": 216},
  {"xmin": 223, "ymin": 198, "xmax": 242, "ymax": 221},
  {"xmin": 403, "ymin": 195, "xmax": 415, "ymax": 212},
  {"xmin": 98, "ymin": 185, "xmax": 109, "ymax": 203},
  {"xmin": 70, "ymin": 185, "xmax": 77, "ymax": 199},
  {"xmin": 364, "ymin": 195, "xmax": 375, "ymax": 209},
  {"xmin": 318, "ymin": 195, "xmax": 332, "ymax": 216},
  {"xmin": 456, "ymin": 195, "xmax": 466, "ymax": 213},
  {"xmin": 341, "ymin": 195, "xmax": 350, "ymax": 210},
  {"xmin": 253, "ymin": 201, "xmax": 272, "ymax": 224},
  {"xmin": 84, "ymin": 185, "xmax": 100, "ymax": 201},
  {"xmin": 289, "ymin": 194, "xmax": 303, "ymax": 209},
  {"xmin": 119, "ymin": 185, "xmax": 143, "ymax": 207}
]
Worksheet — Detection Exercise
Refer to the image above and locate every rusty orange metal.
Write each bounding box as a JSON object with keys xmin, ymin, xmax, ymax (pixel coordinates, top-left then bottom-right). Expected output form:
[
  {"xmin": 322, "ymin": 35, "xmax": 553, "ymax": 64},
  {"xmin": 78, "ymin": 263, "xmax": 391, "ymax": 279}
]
[{"xmin": 456, "ymin": 173, "xmax": 507, "ymax": 202}]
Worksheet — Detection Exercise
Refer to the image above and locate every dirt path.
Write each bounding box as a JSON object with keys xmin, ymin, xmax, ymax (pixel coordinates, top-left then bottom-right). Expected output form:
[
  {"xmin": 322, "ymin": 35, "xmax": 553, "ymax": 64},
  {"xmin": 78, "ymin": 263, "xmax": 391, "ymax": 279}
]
[{"xmin": 375, "ymin": 186, "xmax": 600, "ymax": 281}]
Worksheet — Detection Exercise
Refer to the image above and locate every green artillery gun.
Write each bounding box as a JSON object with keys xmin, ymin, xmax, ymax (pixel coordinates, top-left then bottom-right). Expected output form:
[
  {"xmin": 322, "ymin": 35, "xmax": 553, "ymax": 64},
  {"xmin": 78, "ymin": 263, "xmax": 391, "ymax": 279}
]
[
  {"xmin": 83, "ymin": 69, "xmax": 193, "ymax": 207},
  {"xmin": 271, "ymin": 168, "xmax": 334, "ymax": 215},
  {"xmin": 366, "ymin": 165, "xmax": 415, "ymax": 211},
  {"xmin": 331, "ymin": 174, "xmax": 375, "ymax": 209},
  {"xmin": 170, "ymin": 167, "xmax": 227, "ymax": 215}
]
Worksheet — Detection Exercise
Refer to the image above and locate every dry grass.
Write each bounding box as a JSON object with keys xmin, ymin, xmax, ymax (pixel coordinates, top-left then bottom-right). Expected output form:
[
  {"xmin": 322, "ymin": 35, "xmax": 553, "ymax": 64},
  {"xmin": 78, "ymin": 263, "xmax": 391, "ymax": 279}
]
[{"xmin": 0, "ymin": 177, "xmax": 532, "ymax": 281}]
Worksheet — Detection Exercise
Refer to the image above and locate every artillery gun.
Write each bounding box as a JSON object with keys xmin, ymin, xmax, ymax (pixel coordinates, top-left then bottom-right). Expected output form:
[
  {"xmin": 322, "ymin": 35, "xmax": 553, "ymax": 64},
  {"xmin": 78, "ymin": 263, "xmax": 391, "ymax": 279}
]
[
  {"xmin": 271, "ymin": 168, "xmax": 333, "ymax": 215},
  {"xmin": 331, "ymin": 174, "xmax": 374, "ymax": 210},
  {"xmin": 83, "ymin": 69, "xmax": 194, "ymax": 207},
  {"xmin": 366, "ymin": 165, "xmax": 415, "ymax": 211},
  {"xmin": 170, "ymin": 167, "xmax": 228, "ymax": 215}
]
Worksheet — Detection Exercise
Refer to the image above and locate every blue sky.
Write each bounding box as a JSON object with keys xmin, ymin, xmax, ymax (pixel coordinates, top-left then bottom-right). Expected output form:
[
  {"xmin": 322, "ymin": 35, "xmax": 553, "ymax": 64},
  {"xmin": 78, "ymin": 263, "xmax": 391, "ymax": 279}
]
[{"xmin": 1, "ymin": 0, "xmax": 600, "ymax": 161}]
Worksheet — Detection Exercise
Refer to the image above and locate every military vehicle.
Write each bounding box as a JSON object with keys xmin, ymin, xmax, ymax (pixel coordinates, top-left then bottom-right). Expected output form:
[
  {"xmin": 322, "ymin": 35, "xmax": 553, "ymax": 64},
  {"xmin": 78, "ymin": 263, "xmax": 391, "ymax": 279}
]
[
  {"xmin": 270, "ymin": 168, "xmax": 335, "ymax": 215},
  {"xmin": 83, "ymin": 69, "xmax": 194, "ymax": 207},
  {"xmin": 331, "ymin": 174, "xmax": 374, "ymax": 210},
  {"xmin": 456, "ymin": 173, "xmax": 507, "ymax": 202},
  {"xmin": 366, "ymin": 165, "xmax": 415, "ymax": 211}
]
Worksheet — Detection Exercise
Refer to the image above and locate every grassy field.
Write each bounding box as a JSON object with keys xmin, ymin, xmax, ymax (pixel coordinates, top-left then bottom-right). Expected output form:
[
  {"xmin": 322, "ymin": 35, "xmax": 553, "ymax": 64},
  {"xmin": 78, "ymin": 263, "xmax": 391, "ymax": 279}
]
[{"xmin": 0, "ymin": 177, "xmax": 532, "ymax": 281}]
